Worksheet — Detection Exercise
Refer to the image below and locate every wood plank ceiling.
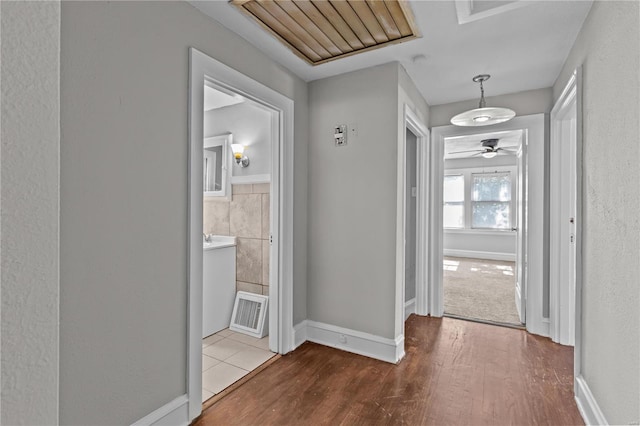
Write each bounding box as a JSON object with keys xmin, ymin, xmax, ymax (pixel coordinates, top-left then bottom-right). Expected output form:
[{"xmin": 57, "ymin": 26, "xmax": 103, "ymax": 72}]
[{"xmin": 231, "ymin": 0, "xmax": 420, "ymax": 65}]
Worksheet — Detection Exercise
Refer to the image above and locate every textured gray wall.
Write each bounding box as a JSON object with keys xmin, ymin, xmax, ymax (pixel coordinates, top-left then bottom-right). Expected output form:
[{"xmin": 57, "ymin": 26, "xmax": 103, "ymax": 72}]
[
  {"xmin": 1, "ymin": 2, "xmax": 60, "ymax": 424},
  {"xmin": 60, "ymin": 2, "xmax": 308, "ymax": 424},
  {"xmin": 553, "ymin": 1, "xmax": 640, "ymax": 423}
]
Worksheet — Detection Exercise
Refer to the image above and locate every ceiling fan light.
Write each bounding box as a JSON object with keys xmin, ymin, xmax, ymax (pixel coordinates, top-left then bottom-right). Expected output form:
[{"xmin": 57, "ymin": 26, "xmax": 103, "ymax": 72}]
[{"xmin": 482, "ymin": 151, "xmax": 498, "ymax": 159}]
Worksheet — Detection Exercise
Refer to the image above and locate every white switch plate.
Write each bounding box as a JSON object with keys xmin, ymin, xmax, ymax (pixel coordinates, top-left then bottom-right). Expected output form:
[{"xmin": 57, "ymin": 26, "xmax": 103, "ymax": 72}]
[
  {"xmin": 411, "ymin": 187, "xmax": 417, "ymax": 197},
  {"xmin": 334, "ymin": 124, "xmax": 347, "ymax": 146}
]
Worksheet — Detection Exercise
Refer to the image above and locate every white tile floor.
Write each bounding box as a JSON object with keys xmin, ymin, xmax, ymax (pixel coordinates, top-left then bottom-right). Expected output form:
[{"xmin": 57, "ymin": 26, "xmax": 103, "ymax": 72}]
[{"xmin": 201, "ymin": 329, "xmax": 274, "ymax": 403}]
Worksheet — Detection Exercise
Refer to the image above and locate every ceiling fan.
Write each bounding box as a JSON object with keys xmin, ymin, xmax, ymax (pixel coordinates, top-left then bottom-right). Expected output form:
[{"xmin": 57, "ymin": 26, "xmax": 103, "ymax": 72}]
[{"xmin": 448, "ymin": 138, "xmax": 519, "ymax": 158}]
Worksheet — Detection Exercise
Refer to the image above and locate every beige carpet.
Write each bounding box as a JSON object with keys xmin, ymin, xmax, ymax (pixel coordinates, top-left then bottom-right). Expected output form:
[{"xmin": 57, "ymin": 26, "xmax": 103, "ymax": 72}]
[{"xmin": 443, "ymin": 256, "xmax": 522, "ymax": 326}]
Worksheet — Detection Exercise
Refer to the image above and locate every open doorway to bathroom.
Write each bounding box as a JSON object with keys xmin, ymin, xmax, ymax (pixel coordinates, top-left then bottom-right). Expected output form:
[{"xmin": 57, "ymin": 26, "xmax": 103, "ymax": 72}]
[
  {"xmin": 188, "ymin": 49, "xmax": 296, "ymax": 419},
  {"xmin": 199, "ymin": 84, "xmax": 277, "ymax": 404},
  {"xmin": 441, "ymin": 130, "xmax": 524, "ymax": 328}
]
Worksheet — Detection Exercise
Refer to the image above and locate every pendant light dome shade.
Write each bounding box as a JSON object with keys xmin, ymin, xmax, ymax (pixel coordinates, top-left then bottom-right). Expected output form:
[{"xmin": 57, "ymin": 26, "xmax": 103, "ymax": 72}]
[{"xmin": 451, "ymin": 75, "xmax": 515, "ymax": 127}]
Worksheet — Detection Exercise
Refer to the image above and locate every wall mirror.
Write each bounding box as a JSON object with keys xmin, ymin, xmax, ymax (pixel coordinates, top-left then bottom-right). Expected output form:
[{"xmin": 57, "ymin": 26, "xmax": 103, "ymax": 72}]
[{"xmin": 204, "ymin": 133, "xmax": 232, "ymax": 197}]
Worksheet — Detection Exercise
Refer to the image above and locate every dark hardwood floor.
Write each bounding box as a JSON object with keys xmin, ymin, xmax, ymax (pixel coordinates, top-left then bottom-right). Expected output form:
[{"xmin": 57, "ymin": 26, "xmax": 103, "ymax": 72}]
[{"xmin": 194, "ymin": 316, "xmax": 583, "ymax": 425}]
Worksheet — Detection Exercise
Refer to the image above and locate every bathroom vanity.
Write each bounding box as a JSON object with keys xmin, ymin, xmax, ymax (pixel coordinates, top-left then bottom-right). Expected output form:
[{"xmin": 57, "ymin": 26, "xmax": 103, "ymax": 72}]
[{"xmin": 203, "ymin": 235, "xmax": 237, "ymax": 338}]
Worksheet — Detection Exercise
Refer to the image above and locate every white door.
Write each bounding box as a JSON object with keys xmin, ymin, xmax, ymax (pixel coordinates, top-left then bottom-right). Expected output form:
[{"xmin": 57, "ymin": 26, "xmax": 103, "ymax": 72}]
[
  {"xmin": 559, "ymin": 117, "xmax": 577, "ymax": 345},
  {"xmin": 550, "ymin": 71, "xmax": 579, "ymax": 346},
  {"xmin": 514, "ymin": 138, "xmax": 526, "ymax": 324},
  {"xmin": 550, "ymin": 112, "xmax": 577, "ymax": 345}
]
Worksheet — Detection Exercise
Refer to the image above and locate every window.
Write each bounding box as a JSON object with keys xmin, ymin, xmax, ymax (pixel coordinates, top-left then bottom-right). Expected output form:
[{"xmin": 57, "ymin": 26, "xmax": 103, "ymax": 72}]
[
  {"xmin": 443, "ymin": 175, "xmax": 464, "ymax": 228},
  {"xmin": 443, "ymin": 168, "xmax": 515, "ymax": 231},
  {"xmin": 471, "ymin": 173, "xmax": 511, "ymax": 229}
]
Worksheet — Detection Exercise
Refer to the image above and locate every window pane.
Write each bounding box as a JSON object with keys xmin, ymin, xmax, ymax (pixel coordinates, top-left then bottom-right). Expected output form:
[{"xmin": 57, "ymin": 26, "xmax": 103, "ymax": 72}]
[
  {"xmin": 444, "ymin": 175, "xmax": 464, "ymax": 202},
  {"xmin": 472, "ymin": 202, "xmax": 510, "ymax": 229},
  {"xmin": 444, "ymin": 203, "xmax": 464, "ymax": 228},
  {"xmin": 472, "ymin": 174, "xmax": 511, "ymax": 202}
]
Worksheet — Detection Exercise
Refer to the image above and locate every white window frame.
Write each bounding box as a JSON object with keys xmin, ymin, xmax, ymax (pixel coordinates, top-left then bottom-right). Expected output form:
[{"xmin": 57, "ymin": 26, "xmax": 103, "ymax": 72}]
[{"xmin": 444, "ymin": 166, "xmax": 517, "ymax": 233}]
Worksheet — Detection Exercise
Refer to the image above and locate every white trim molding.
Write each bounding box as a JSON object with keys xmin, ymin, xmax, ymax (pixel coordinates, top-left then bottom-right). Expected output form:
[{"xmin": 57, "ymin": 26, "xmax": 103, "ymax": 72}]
[
  {"xmin": 131, "ymin": 395, "xmax": 189, "ymax": 426},
  {"xmin": 444, "ymin": 249, "xmax": 515, "ymax": 262},
  {"xmin": 575, "ymin": 376, "xmax": 608, "ymax": 425},
  {"xmin": 404, "ymin": 298, "xmax": 416, "ymax": 320},
  {"xmin": 293, "ymin": 321, "xmax": 308, "ymax": 349},
  {"xmin": 231, "ymin": 174, "xmax": 270, "ymax": 184},
  {"xmin": 398, "ymin": 104, "xmax": 430, "ymax": 334},
  {"xmin": 549, "ymin": 68, "xmax": 581, "ymax": 347},
  {"xmin": 294, "ymin": 320, "xmax": 405, "ymax": 364}
]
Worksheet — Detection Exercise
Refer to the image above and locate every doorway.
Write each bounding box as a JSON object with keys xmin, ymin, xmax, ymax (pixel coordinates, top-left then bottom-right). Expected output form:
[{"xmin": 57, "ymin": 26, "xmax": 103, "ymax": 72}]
[
  {"xmin": 400, "ymin": 106, "xmax": 429, "ymax": 348},
  {"xmin": 200, "ymin": 84, "xmax": 277, "ymax": 404},
  {"xmin": 441, "ymin": 130, "xmax": 523, "ymax": 327},
  {"xmin": 550, "ymin": 69, "xmax": 581, "ymax": 348},
  {"xmin": 188, "ymin": 48, "xmax": 295, "ymax": 422},
  {"xmin": 404, "ymin": 129, "xmax": 418, "ymax": 320},
  {"xmin": 430, "ymin": 114, "xmax": 547, "ymax": 337}
]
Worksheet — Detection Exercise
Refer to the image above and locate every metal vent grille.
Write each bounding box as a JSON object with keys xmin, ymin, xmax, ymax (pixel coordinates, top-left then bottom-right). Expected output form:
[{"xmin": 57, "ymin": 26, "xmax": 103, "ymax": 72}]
[
  {"xmin": 230, "ymin": 291, "xmax": 269, "ymax": 338},
  {"xmin": 231, "ymin": 0, "xmax": 420, "ymax": 65},
  {"xmin": 236, "ymin": 298, "xmax": 262, "ymax": 329}
]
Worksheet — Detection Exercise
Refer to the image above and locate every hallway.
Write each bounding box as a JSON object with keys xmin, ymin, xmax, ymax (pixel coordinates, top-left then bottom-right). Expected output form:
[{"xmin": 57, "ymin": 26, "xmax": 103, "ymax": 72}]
[{"xmin": 195, "ymin": 316, "xmax": 582, "ymax": 425}]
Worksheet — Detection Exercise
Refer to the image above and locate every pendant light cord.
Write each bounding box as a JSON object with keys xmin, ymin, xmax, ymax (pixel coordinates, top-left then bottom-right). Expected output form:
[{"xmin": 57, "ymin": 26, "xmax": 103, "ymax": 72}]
[{"xmin": 478, "ymin": 80, "xmax": 486, "ymax": 108}]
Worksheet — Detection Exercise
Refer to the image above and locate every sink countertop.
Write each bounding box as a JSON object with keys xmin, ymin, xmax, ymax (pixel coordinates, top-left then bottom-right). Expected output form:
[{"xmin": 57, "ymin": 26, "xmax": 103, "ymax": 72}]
[{"xmin": 203, "ymin": 235, "xmax": 237, "ymax": 251}]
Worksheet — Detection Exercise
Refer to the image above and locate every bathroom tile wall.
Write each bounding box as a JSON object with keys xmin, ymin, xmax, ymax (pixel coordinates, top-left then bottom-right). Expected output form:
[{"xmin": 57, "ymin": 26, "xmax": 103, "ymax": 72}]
[{"xmin": 204, "ymin": 184, "xmax": 270, "ymax": 296}]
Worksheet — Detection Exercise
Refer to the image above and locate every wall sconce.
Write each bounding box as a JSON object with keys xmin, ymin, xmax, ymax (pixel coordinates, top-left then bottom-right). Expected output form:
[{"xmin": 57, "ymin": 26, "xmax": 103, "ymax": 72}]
[{"xmin": 231, "ymin": 144, "xmax": 250, "ymax": 168}]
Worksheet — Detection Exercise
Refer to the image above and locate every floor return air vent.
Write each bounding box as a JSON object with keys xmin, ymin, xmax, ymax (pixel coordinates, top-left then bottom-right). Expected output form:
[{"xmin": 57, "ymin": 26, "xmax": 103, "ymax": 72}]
[{"xmin": 229, "ymin": 291, "xmax": 269, "ymax": 338}]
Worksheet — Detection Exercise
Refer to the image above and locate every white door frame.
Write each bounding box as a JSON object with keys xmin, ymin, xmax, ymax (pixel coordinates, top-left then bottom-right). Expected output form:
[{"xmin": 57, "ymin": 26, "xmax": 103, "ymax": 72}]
[
  {"xmin": 429, "ymin": 115, "xmax": 548, "ymax": 336},
  {"xmin": 187, "ymin": 48, "xmax": 294, "ymax": 421},
  {"xmin": 397, "ymin": 105, "xmax": 430, "ymax": 334},
  {"xmin": 550, "ymin": 68, "xmax": 582, "ymax": 348}
]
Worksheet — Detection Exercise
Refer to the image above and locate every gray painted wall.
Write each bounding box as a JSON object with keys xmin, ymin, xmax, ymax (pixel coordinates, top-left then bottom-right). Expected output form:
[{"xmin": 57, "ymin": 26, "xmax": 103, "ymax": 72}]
[
  {"xmin": 1, "ymin": 2, "xmax": 60, "ymax": 424},
  {"xmin": 308, "ymin": 63, "xmax": 399, "ymax": 339},
  {"xmin": 59, "ymin": 2, "xmax": 308, "ymax": 424},
  {"xmin": 204, "ymin": 102, "xmax": 271, "ymax": 178},
  {"xmin": 430, "ymin": 88, "xmax": 553, "ymax": 128},
  {"xmin": 553, "ymin": 1, "xmax": 639, "ymax": 423}
]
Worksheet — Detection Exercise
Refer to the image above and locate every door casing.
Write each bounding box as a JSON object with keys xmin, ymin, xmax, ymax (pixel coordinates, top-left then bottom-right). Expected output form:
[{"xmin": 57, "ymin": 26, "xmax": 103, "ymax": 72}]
[
  {"xmin": 187, "ymin": 48, "xmax": 295, "ymax": 421},
  {"xmin": 550, "ymin": 68, "xmax": 582, "ymax": 348},
  {"xmin": 429, "ymin": 114, "xmax": 547, "ymax": 336}
]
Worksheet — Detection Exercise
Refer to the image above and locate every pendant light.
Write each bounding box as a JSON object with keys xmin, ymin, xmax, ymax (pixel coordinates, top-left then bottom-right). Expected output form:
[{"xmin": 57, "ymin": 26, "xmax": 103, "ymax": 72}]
[{"xmin": 450, "ymin": 74, "xmax": 515, "ymax": 127}]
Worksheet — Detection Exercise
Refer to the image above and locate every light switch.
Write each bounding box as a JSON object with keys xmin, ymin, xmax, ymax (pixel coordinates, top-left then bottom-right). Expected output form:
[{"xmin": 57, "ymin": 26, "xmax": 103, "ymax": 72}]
[
  {"xmin": 334, "ymin": 124, "xmax": 347, "ymax": 146},
  {"xmin": 411, "ymin": 187, "xmax": 417, "ymax": 197}
]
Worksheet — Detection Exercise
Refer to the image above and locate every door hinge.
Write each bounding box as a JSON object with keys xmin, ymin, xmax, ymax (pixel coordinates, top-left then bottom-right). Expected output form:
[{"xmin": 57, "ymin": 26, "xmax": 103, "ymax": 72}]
[{"xmin": 270, "ymin": 234, "xmax": 273, "ymax": 244}]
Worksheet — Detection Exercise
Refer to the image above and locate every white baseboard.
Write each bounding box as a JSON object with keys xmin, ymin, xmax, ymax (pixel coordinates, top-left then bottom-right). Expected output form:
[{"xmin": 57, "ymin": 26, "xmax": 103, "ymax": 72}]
[
  {"xmin": 131, "ymin": 395, "xmax": 189, "ymax": 426},
  {"xmin": 293, "ymin": 320, "xmax": 404, "ymax": 364},
  {"xmin": 575, "ymin": 375, "xmax": 608, "ymax": 425},
  {"xmin": 404, "ymin": 298, "xmax": 416, "ymax": 321},
  {"xmin": 293, "ymin": 320, "xmax": 307, "ymax": 349},
  {"xmin": 231, "ymin": 174, "xmax": 270, "ymax": 184},
  {"xmin": 444, "ymin": 249, "xmax": 515, "ymax": 262}
]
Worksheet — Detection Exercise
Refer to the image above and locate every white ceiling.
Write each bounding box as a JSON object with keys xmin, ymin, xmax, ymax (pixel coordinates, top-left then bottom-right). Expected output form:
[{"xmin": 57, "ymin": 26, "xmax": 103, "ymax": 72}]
[
  {"xmin": 444, "ymin": 129, "xmax": 522, "ymax": 159},
  {"xmin": 190, "ymin": 0, "xmax": 592, "ymax": 106},
  {"xmin": 204, "ymin": 85, "xmax": 244, "ymax": 111}
]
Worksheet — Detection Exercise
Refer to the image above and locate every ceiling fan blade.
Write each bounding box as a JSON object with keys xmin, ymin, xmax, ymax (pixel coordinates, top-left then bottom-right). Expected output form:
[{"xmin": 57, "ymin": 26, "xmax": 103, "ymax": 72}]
[
  {"xmin": 498, "ymin": 147, "xmax": 519, "ymax": 152},
  {"xmin": 448, "ymin": 149, "xmax": 484, "ymax": 154}
]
